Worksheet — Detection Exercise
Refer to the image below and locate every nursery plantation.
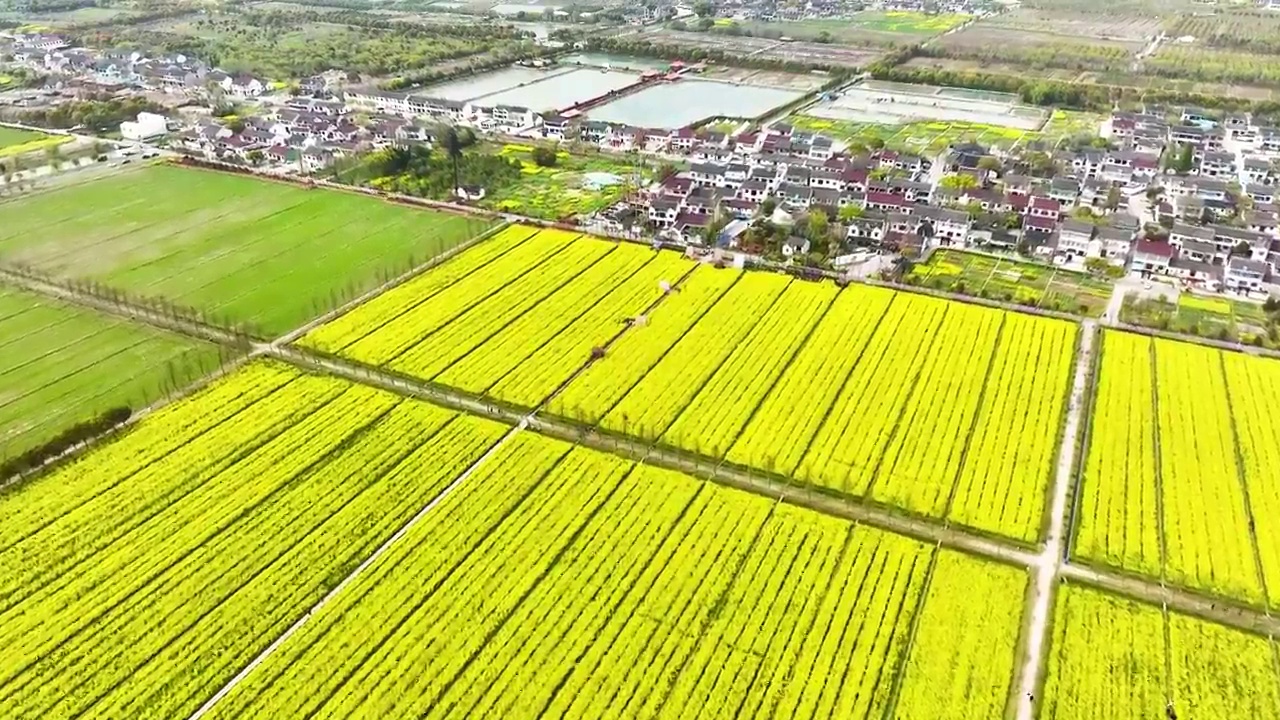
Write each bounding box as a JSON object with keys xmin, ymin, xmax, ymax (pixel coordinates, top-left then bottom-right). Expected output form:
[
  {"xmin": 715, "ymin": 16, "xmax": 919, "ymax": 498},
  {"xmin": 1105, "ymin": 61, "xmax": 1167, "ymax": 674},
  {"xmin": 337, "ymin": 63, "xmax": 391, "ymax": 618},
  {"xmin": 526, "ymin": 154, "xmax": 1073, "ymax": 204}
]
[{"xmin": 6, "ymin": 177, "xmax": 1280, "ymax": 718}]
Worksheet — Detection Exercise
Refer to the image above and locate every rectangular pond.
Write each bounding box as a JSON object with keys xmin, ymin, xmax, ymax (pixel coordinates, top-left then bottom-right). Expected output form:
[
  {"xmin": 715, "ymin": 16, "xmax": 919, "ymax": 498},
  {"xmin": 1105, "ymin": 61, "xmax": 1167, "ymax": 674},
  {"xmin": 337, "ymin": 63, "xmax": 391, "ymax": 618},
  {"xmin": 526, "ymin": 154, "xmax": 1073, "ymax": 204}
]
[
  {"xmin": 414, "ymin": 67, "xmax": 568, "ymax": 102},
  {"xmin": 587, "ymin": 79, "xmax": 804, "ymax": 129},
  {"xmin": 478, "ymin": 67, "xmax": 640, "ymax": 113},
  {"xmin": 807, "ymin": 83, "xmax": 1046, "ymax": 130}
]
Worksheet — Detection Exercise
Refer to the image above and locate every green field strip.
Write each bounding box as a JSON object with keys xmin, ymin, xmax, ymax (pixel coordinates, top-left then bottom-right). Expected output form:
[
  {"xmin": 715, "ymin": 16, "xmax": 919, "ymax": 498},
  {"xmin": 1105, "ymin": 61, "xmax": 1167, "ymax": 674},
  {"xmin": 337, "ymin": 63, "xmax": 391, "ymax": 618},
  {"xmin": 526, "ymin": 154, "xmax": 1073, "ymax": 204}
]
[
  {"xmin": 105, "ymin": 196, "xmax": 370, "ymax": 292},
  {"xmin": 0, "ymin": 287, "xmax": 226, "ymax": 460},
  {"xmin": 0, "ymin": 339, "xmax": 219, "ymax": 457},
  {"xmin": 221, "ymin": 214, "xmax": 482, "ymax": 333},
  {"xmin": 0, "ymin": 307, "xmax": 133, "ymax": 376},
  {"xmin": 0, "ymin": 165, "xmax": 484, "ymax": 335}
]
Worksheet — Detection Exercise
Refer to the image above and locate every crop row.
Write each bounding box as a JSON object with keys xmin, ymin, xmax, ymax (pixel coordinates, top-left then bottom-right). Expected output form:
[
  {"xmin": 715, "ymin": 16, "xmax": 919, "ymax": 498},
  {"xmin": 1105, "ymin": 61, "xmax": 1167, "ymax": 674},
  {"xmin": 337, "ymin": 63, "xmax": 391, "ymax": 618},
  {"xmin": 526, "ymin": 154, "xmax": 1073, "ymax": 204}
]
[
  {"xmin": 948, "ymin": 313, "xmax": 1077, "ymax": 542},
  {"xmin": 299, "ymin": 224, "xmax": 539, "ymax": 354},
  {"xmin": 206, "ymin": 428, "xmax": 1030, "ymax": 720},
  {"xmin": 389, "ymin": 238, "xmax": 616, "ymax": 380},
  {"xmin": 1075, "ymin": 331, "xmax": 1280, "ymax": 606},
  {"xmin": 547, "ymin": 263, "xmax": 740, "ymax": 423},
  {"xmin": 658, "ymin": 279, "xmax": 835, "ymax": 458},
  {"xmin": 340, "ymin": 227, "xmax": 579, "ymax": 366},
  {"xmin": 426, "ymin": 241, "xmax": 651, "ymax": 392},
  {"xmin": 309, "ymin": 227, "xmax": 710, "ymax": 413},
  {"xmin": 599, "ymin": 271, "xmax": 793, "ymax": 440},
  {"xmin": 0, "ymin": 361, "xmax": 506, "ymax": 719},
  {"xmin": 485, "ymin": 250, "xmax": 695, "ymax": 408},
  {"xmin": 1042, "ymin": 584, "xmax": 1280, "ymax": 718}
]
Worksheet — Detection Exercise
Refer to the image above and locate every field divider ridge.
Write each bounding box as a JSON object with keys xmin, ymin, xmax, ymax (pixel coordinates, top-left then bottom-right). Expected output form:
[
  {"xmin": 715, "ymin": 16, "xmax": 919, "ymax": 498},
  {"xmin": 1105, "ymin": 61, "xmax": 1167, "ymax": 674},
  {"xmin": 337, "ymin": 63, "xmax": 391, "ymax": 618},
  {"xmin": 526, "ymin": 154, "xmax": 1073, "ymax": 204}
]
[
  {"xmin": 1060, "ymin": 320, "xmax": 1100, "ymax": 560},
  {"xmin": 1014, "ymin": 318, "xmax": 1097, "ymax": 720},
  {"xmin": 185, "ymin": 414, "xmax": 532, "ymax": 720}
]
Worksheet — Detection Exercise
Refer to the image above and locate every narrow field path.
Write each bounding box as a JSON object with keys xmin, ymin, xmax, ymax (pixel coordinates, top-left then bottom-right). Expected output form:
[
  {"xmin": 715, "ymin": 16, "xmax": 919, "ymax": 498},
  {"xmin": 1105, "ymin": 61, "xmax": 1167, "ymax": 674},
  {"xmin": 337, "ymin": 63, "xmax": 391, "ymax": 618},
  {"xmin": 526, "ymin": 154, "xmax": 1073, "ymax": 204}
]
[{"xmin": 1015, "ymin": 320, "xmax": 1096, "ymax": 720}]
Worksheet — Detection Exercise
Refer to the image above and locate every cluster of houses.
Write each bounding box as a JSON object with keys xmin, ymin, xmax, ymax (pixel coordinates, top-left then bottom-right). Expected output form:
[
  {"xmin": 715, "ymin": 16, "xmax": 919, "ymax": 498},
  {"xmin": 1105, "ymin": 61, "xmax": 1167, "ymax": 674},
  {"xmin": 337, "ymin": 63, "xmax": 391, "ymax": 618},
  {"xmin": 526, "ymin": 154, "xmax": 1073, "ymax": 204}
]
[
  {"xmin": 173, "ymin": 96, "xmax": 433, "ymax": 171},
  {"xmin": 1, "ymin": 32, "xmax": 270, "ymax": 99}
]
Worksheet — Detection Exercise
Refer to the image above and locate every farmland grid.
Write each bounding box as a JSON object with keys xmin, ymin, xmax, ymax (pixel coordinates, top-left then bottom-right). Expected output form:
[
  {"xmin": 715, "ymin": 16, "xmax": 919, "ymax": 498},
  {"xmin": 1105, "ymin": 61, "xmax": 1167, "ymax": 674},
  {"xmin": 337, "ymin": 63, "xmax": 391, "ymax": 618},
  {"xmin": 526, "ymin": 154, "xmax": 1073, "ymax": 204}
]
[{"xmin": 5, "ymin": 216, "xmax": 1280, "ymax": 717}]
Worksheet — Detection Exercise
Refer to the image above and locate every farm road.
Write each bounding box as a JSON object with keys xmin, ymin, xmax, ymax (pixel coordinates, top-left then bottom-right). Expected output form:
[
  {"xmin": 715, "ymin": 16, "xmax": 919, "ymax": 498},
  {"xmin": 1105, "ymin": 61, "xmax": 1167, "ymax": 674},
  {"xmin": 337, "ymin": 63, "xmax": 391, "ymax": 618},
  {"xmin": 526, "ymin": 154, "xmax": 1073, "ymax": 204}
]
[{"xmin": 1015, "ymin": 320, "xmax": 1095, "ymax": 720}]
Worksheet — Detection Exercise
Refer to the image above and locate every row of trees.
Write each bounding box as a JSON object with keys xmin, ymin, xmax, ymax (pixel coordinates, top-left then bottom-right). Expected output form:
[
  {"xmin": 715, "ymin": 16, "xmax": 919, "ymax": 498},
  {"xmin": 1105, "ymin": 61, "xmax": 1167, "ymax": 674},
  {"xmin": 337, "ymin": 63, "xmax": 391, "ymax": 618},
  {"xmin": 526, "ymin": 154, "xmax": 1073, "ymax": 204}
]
[
  {"xmin": 1167, "ymin": 11, "xmax": 1280, "ymax": 57},
  {"xmin": 381, "ymin": 42, "xmax": 547, "ymax": 90},
  {"xmin": 83, "ymin": 10, "xmax": 519, "ymax": 78},
  {"xmin": 921, "ymin": 39, "xmax": 1133, "ymax": 74},
  {"xmin": 7, "ymin": 95, "xmax": 162, "ymax": 131},
  {"xmin": 583, "ymin": 36, "xmax": 844, "ymax": 75}
]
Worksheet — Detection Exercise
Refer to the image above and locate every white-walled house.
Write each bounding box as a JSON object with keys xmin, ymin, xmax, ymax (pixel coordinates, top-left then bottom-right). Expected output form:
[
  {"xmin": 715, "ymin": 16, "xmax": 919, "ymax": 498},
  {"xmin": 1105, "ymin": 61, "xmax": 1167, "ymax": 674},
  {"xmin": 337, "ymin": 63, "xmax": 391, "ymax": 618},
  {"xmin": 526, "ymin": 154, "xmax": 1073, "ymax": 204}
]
[{"xmin": 120, "ymin": 112, "xmax": 168, "ymax": 141}]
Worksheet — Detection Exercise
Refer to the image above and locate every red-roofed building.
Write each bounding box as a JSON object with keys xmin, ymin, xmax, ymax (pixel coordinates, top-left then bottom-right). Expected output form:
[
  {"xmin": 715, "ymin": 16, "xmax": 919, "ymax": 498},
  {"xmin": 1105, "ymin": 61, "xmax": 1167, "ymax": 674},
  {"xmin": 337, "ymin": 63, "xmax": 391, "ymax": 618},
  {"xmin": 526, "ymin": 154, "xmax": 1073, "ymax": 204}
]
[
  {"xmin": 1028, "ymin": 196, "xmax": 1062, "ymax": 220},
  {"xmin": 1133, "ymin": 239, "xmax": 1175, "ymax": 273},
  {"xmin": 865, "ymin": 190, "xmax": 909, "ymax": 213}
]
